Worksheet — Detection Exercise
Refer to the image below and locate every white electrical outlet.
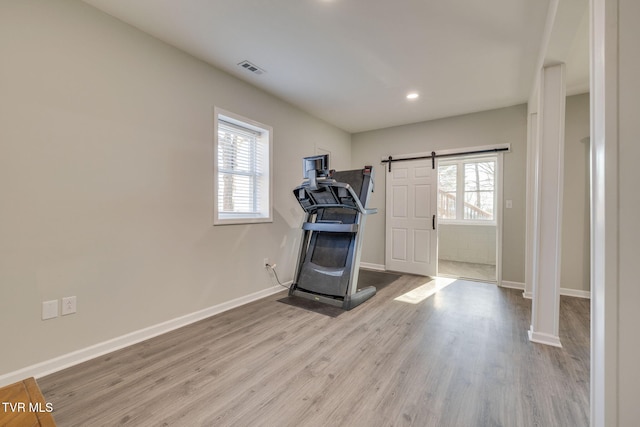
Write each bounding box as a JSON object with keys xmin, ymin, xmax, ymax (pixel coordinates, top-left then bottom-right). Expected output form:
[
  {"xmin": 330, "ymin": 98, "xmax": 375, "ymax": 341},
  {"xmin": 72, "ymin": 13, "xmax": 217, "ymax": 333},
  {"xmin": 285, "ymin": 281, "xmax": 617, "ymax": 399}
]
[
  {"xmin": 42, "ymin": 300, "xmax": 59, "ymax": 320},
  {"xmin": 61, "ymin": 296, "xmax": 77, "ymax": 315},
  {"xmin": 263, "ymin": 258, "xmax": 269, "ymax": 267},
  {"xmin": 506, "ymin": 200, "xmax": 513, "ymax": 209}
]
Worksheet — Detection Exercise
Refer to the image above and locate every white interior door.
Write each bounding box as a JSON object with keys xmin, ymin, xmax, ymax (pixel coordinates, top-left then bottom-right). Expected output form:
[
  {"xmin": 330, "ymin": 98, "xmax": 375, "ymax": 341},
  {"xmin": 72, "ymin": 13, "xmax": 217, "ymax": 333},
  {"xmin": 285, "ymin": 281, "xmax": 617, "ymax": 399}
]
[{"xmin": 385, "ymin": 159, "xmax": 437, "ymax": 276}]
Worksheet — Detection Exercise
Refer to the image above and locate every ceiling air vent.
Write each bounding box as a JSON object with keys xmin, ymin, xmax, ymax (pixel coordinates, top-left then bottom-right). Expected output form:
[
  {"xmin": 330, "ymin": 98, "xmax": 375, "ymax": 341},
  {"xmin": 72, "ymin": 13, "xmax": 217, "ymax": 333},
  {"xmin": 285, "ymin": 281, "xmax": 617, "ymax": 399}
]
[{"xmin": 238, "ymin": 60, "xmax": 265, "ymax": 75}]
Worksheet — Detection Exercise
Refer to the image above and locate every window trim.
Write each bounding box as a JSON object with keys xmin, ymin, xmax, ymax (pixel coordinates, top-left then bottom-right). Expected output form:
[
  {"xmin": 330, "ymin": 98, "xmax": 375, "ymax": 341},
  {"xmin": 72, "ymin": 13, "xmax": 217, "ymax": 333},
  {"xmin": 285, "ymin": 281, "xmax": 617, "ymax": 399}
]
[
  {"xmin": 437, "ymin": 154, "xmax": 498, "ymax": 226},
  {"xmin": 213, "ymin": 107, "xmax": 273, "ymax": 226}
]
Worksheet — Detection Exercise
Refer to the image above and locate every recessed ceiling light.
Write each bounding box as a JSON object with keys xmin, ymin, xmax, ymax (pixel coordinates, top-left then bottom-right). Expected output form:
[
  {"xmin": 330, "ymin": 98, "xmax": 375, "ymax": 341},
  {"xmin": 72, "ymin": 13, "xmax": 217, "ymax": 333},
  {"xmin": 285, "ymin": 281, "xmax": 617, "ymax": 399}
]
[{"xmin": 406, "ymin": 93, "xmax": 419, "ymax": 100}]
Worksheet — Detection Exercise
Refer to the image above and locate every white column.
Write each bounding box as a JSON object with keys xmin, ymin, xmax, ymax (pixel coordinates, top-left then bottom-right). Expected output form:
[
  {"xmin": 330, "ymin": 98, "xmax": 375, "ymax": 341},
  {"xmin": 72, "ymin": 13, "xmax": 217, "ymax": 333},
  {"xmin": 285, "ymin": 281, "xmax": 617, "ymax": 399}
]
[
  {"xmin": 590, "ymin": 0, "xmax": 632, "ymax": 424},
  {"xmin": 523, "ymin": 110, "xmax": 538, "ymax": 300},
  {"xmin": 528, "ymin": 63, "xmax": 565, "ymax": 348}
]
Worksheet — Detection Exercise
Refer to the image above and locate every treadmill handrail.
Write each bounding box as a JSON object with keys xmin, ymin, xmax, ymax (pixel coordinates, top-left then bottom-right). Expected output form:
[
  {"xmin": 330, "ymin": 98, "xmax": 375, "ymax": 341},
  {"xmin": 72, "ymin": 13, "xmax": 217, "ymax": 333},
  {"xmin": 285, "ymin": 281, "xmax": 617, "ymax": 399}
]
[
  {"xmin": 296, "ymin": 181, "xmax": 373, "ymax": 215},
  {"xmin": 302, "ymin": 222, "xmax": 358, "ymax": 233},
  {"xmin": 301, "ymin": 203, "xmax": 361, "ymax": 212}
]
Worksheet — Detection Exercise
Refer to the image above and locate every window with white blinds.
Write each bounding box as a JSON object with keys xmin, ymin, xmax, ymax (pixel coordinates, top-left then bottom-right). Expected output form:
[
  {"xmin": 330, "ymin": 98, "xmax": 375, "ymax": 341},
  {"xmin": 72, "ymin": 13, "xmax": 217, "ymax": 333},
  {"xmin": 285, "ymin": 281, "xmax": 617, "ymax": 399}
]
[{"xmin": 214, "ymin": 108, "xmax": 272, "ymax": 225}]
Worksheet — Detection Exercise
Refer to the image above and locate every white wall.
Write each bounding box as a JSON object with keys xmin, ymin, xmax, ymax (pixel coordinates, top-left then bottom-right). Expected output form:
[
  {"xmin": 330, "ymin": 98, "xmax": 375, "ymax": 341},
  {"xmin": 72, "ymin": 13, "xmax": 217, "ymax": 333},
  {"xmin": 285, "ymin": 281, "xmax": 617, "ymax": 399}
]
[
  {"xmin": 561, "ymin": 93, "xmax": 590, "ymax": 293},
  {"xmin": 0, "ymin": 0, "xmax": 350, "ymax": 376},
  {"xmin": 438, "ymin": 225, "xmax": 496, "ymax": 265},
  {"xmin": 352, "ymin": 105, "xmax": 527, "ymax": 283}
]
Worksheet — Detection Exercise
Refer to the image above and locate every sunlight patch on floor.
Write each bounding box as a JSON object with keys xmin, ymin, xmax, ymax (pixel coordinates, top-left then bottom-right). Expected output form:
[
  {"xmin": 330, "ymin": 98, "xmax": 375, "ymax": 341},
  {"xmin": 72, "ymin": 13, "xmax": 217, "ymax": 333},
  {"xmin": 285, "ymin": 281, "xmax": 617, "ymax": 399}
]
[{"xmin": 394, "ymin": 277, "xmax": 456, "ymax": 304}]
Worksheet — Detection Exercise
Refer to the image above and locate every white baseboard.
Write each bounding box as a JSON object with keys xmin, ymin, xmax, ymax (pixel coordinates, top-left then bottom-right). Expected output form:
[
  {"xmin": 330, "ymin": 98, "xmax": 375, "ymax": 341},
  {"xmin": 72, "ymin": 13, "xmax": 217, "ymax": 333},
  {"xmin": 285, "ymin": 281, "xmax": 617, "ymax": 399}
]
[
  {"xmin": 359, "ymin": 262, "xmax": 386, "ymax": 271},
  {"xmin": 0, "ymin": 285, "xmax": 285, "ymax": 388},
  {"xmin": 500, "ymin": 281, "xmax": 525, "ymax": 290},
  {"xmin": 560, "ymin": 288, "xmax": 591, "ymax": 299},
  {"xmin": 500, "ymin": 282, "xmax": 591, "ymax": 300},
  {"xmin": 528, "ymin": 327, "xmax": 563, "ymax": 348}
]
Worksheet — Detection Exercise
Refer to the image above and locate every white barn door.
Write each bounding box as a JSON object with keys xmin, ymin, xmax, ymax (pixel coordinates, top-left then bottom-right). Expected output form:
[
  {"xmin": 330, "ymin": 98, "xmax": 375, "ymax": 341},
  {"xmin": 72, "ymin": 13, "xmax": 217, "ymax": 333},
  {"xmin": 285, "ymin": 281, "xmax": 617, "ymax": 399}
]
[{"xmin": 385, "ymin": 159, "xmax": 437, "ymax": 276}]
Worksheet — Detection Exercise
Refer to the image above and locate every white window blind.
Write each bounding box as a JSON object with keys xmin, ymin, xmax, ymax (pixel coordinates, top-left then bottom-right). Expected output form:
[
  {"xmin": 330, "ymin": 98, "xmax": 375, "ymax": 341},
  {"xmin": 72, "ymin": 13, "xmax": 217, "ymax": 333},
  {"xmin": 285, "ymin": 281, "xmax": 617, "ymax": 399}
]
[
  {"xmin": 217, "ymin": 120, "xmax": 263, "ymax": 215},
  {"xmin": 214, "ymin": 108, "xmax": 272, "ymax": 225}
]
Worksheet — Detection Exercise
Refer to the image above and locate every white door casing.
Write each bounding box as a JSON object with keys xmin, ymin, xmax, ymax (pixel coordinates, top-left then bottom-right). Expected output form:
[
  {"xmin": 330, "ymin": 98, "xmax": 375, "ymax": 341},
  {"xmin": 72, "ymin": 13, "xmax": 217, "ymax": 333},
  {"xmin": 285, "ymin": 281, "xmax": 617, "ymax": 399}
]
[{"xmin": 385, "ymin": 159, "xmax": 437, "ymax": 276}]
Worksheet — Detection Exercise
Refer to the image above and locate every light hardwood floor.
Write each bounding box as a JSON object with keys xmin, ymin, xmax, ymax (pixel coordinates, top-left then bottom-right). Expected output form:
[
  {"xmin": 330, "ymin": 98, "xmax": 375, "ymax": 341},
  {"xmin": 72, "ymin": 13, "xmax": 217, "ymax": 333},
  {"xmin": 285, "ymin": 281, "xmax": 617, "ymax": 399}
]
[
  {"xmin": 40, "ymin": 274, "xmax": 589, "ymax": 426},
  {"xmin": 438, "ymin": 260, "xmax": 497, "ymax": 282}
]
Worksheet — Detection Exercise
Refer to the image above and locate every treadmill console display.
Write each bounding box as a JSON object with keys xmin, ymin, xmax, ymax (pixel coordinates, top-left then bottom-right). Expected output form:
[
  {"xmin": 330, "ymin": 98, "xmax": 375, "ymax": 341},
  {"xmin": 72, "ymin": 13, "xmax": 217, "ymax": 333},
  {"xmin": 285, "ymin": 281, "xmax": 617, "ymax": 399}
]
[
  {"xmin": 302, "ymin": 154, "xmax": 329, "ymax": 179},
  {"xmin": 302, "ymin": 154, "xmax": 331, "ymax": 191}
]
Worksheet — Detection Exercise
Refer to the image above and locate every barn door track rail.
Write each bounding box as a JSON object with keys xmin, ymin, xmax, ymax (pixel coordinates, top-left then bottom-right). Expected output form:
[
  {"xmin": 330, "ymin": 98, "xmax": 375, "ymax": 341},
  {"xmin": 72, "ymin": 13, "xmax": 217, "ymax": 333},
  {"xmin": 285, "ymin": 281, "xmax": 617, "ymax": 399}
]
[{"xmin": 382, "ymin": 147, "xmax": 509, "ymax": 172}]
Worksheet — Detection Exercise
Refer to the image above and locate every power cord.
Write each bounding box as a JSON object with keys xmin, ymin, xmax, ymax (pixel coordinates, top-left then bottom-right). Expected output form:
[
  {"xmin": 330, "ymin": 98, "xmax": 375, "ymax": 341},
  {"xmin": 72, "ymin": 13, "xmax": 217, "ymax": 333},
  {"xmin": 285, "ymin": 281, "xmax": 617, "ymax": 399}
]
[{"xmin": 265, "ymin": 263, "xmax": 290, "ymax": 289}]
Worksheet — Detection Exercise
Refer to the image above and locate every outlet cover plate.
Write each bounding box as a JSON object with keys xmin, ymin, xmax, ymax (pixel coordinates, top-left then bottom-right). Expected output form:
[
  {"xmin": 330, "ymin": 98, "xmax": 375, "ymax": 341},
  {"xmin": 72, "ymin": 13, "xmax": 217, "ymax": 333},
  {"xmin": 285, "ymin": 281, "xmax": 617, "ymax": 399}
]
[
  {"xmin": 42, "ymin": 300, "xmax": 59, "ymax": 320},
  {"xmin": 62, "ymin": 296, "xmax": 77, "ymax": 315}
]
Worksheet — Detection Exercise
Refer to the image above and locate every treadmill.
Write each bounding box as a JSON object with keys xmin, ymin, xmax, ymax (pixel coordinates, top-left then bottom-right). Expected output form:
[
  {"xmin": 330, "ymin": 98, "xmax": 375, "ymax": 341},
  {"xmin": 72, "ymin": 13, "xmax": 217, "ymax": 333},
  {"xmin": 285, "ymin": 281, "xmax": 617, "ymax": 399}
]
[{"xmin": 289, "ymin": 154, "xmax": 378, "ymax": 310}]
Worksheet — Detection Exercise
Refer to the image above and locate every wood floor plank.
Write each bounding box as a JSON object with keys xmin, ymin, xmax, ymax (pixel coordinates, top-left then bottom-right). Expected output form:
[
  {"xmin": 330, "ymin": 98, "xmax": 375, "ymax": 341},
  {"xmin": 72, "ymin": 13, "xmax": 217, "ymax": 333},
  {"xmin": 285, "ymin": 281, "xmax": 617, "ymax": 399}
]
[{"xmin": 39, "ymin": 274, "xmax": 590, "ymax": 426}]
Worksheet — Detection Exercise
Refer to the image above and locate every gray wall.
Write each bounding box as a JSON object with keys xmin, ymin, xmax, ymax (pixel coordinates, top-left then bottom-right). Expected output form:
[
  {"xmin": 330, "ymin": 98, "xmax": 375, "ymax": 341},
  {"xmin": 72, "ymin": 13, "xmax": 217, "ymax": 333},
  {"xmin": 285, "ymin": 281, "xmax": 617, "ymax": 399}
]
[
  {"xmin": 617, "ymin": 0, "xmax": 640, "ymax": 420},
  {"xmin": 352, "ymin": 105, "xmax": 528, "ymax": 283},
  {"xmin": 561, "ymin": 93, "xmax": 590, "ymax": 293},
  {"xmin": 0, "ymin": 0, "xmax": 350, "ymax": 375}
]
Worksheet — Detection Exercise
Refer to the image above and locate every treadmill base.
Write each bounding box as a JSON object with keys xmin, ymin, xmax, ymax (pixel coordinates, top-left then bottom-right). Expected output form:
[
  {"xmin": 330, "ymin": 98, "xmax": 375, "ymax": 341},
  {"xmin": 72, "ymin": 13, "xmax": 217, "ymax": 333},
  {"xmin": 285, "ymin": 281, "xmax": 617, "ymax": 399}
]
[{"xmin": 289, "ymin": 286, "xmax": 376, "ymax": 311}]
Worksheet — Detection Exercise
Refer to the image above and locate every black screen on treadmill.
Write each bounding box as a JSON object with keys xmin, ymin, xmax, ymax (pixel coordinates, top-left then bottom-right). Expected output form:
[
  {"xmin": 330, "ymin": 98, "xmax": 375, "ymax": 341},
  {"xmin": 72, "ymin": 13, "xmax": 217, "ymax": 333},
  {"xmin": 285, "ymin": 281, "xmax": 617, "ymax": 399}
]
[
  {"xmin": 311, "ymin": 188, "xmax": 339, "ymax": 205},
  {"xmin": 303, "ymin": 154, "xmax": 329, "ymax": 179}
]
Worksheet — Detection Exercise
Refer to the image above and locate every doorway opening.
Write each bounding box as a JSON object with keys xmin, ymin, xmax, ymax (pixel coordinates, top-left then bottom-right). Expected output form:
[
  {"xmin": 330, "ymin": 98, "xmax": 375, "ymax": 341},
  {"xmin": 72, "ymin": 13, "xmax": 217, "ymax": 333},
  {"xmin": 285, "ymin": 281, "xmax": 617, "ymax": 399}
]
[
  {"xmin": 383, "ymin": 147, "xmax": 505, "ymax": 283},
  {"xmin": 436, "ymin": 155, "xmax": 499, "ymax": 282}
]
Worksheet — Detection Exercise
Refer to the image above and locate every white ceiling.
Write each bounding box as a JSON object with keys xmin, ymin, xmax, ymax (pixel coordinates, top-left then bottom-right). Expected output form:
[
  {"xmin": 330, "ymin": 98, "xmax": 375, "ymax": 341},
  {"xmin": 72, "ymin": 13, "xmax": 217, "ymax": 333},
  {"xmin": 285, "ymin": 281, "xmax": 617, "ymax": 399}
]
[{"xmin": 82, "ymin": 0, "xmax": 589, "ymax": 133}]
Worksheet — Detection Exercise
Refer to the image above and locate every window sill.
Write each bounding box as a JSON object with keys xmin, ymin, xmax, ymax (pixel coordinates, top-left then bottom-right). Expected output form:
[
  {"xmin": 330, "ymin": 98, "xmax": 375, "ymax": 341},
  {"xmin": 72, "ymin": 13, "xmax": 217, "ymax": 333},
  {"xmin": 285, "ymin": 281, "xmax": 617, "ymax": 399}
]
[{"xmin": 214, "ymin": 215, "xmax": 273, "ymax": 226}]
